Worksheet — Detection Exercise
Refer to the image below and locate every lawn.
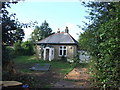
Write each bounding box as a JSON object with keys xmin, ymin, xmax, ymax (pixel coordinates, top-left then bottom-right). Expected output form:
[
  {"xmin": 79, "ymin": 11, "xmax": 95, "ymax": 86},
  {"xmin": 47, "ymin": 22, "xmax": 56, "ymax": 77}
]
[
  {"xmin": 6, "ymin": 55, "xmax": 76, "ymax": 88},
  {"xmin": 13, "ymin": 55, "xmax": 75, "ymax": 74}
]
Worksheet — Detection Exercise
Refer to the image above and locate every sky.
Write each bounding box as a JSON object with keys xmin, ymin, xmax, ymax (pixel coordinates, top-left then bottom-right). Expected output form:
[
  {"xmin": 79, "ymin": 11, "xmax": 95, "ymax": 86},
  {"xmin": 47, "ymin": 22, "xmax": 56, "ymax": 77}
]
[{"xmin": 7, "ymin": 0, "xmax": 89, "ymax": 41}]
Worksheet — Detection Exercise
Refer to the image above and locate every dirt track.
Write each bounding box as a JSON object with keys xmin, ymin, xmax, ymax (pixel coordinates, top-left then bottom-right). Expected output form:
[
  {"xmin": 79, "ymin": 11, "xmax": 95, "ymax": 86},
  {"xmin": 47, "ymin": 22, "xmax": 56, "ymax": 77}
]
[{"xmin": 54, "ymin": 68, "xmax": 91, "ymax": 88}]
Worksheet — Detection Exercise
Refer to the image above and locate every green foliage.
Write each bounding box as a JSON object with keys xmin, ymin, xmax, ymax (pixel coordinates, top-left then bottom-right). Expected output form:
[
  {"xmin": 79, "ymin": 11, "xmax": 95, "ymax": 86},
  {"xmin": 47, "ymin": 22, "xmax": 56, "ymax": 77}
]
[
  {"xmin": 13, "ymin": 55, "xmax": 75, "ymax": 75},
  {"xmin": 2, "ymin": 2, "xmax": 37, "ymax": 67},
  {"xmin": 6, "ymin": 46, "xmax": 16, "ymax": 59},
  {"xmin": 13, "ymin": 56, "xmax": 38, "ymax": 64},
  {"xmin": 21, "ymin": 41, "xmax": 34, "ymax": 56},
  {"xmin": 14, "ymin": 40, "xmax": 23, "ymax": 55},
  {"xmin": 2, "ymin": 2, "xmax": 24, "ymax": 45},
  {"xmin": 2, "ymin": 2, "xmax": 23, "ymax": 66},
  {"xmin": 2, "ymin": 2, "xmax": 37, "ymax": 45},
  {"xmin": 2, "ymin": 46, "xmax": 16, "ymax": 65},
  {"xmin": 14, "ymin": 41, "xmax": 34, "ymax": 56},
  {"xmin": 72, "ymin": 52, "xmax": 80, "ymax": 65},
  {"xmin": 30, "ymin": 20, "xmax": 55, "ymax": 42},
  {"xmin": 79, "ymin": 2, "xmax": 120, "ymax": 88}
]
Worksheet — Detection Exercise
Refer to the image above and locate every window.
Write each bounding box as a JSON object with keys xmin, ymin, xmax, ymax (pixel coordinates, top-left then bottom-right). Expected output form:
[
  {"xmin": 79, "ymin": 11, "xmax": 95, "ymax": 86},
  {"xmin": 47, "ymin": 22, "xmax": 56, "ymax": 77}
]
[{"xmin": 59, "ymin": 46, "xmax": 67, "ymax": 56}]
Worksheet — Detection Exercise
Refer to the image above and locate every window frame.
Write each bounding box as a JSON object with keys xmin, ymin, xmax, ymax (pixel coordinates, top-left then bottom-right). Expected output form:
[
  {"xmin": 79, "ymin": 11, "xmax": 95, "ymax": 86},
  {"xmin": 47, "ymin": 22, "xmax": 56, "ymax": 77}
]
[{"xmin": 59, "ymin": 46, "xmax": 67, "ymax": 57}]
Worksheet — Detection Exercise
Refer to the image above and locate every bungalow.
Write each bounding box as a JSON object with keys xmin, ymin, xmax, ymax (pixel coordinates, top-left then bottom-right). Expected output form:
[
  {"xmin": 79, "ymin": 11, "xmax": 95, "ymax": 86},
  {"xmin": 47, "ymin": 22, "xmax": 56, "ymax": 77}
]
[{"xmin": 36, "ymin": 27, "xmax": 78, "ymax": 61}]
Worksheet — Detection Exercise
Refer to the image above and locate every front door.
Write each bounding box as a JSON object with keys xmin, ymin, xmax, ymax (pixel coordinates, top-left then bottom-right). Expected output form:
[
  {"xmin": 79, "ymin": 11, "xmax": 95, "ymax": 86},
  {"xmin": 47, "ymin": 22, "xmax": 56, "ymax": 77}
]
[
  {"xmin": 43, "ymin": 47, "xmax": 54, "ymax": 61},
  {"xmin": 46, "ymin": 49, "xmax": 49, "ymax": 60}
]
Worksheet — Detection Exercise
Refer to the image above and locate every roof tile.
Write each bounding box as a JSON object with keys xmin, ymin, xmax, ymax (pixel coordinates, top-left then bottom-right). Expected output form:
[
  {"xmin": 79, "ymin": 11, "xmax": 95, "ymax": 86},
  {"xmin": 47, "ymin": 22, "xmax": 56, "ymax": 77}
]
[{"xmin": 36, "ymin": 33, "xmax": 78, "ymax": 45}]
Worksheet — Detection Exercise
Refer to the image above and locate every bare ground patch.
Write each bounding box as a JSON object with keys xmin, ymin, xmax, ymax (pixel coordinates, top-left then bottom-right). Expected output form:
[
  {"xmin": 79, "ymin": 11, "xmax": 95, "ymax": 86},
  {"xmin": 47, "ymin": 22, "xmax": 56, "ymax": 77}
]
[{"xmin": 54, "ymin": 67, "xmax": 91, "ymax": 88}]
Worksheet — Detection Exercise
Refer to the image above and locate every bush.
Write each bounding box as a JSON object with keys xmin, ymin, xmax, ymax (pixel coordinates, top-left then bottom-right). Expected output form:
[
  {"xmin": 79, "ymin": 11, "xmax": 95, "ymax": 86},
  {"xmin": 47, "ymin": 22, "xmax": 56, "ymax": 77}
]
[
  {"xmin": 14, "ymin": 40, "xmax": 23, "ymax": 56},
  {"xmin": 14, "ymin": 41, "xmax": 34, "ymax": 56},
  {"xmin": 2, "ymin": 46, "xmax": 16, "ymax": 69},
  {"xmin": 6, "ymin": 46, "xmax": 16, "ymax": 59},
  {"xmin": 73, "ymin": 52, "xmax": 80, "ymax": 64},
  {"xmin": 21, "ymin": 41, "xmax": 34, "ymax": 56},
  {"xmin": 67, "ymin": 52, "xmax": 80, "ymax": 64},
  {"xmin": 79, "ymin": 19, "xmax": 120, "ymax": 88}
]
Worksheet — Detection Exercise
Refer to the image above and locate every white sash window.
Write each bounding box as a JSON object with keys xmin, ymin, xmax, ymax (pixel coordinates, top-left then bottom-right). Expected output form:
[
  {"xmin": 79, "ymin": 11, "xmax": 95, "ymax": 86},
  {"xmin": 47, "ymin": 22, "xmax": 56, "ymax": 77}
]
[{"xmin": 59, "ymin": 46, "xmax": 67, "ymax": 56}]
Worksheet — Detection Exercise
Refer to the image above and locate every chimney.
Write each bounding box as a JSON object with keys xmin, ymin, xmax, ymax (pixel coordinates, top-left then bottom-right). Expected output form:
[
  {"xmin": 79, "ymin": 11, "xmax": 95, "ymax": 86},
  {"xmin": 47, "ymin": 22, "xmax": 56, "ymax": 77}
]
[
  {"xmin": 57, "ymin": 28, "xmax": 60, "ymax": 33},
  {"xmin": 65, "ymin": 26, "xmax": 69, "ymax": 33}
]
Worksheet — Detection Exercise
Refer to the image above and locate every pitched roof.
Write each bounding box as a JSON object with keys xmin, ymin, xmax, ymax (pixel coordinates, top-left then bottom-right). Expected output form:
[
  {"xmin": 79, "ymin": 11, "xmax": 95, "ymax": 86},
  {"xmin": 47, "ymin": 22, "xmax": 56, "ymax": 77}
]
[{"xmin": 36, "ymin": 32, "xmax": 78, "ymax": 45}]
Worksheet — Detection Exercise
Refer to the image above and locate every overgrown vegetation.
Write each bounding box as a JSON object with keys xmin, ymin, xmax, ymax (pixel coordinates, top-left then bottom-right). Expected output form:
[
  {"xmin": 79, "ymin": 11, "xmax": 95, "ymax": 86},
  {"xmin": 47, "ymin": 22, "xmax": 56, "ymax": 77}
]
[
  {"xmin": 2, "ymin": 2, "xmax": 37, "ymax": 73},
  {"xmin": 14, "ymin": 41, "xmax": 34, "ymax": 56},
  {"xmin": 72, "ymin": 52, "xmax": 80, "ymax": 64},
  {"xmin": 3, "ymin": 55, "xmax": 77, "ymax": 88},
  {"xmin": 79, "ymin": 2, "xmax": 120, "ymax": 89},
  {"xmin": 3, "ymin": 40, "xmax": 34, "ymax": 65}
]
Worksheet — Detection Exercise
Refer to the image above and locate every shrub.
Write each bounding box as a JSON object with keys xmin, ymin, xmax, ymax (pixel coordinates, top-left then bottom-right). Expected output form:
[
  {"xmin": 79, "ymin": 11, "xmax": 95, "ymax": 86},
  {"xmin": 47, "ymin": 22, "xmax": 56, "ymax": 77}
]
[
  {"xmin": 2, "ymin": 46, "xmax": 15, "ymax": 64},
  {"xmin": 73, "ymin": 52, "xmax": 80, "ymax": 64},
  {"xmin": 79, "ymin": 19, "xmax": 120, "ymax": 88},
  {"xmin": 2, "ymin": 46, "xmax": 16, "ymax": 73},
  {"xmin": 14, "ymin": 41, "xmax": 34, "ymax": 56},
  {"xmin": 6, "ymin": 46, "xmax": 16, "ymax": 59},
  {"xmin": 14, "ymin": 40, "xmax": 23, "ymax": 56},
  {"xmin": 21, "ymin": 41, "xmax": 34, "ymax": 56}
]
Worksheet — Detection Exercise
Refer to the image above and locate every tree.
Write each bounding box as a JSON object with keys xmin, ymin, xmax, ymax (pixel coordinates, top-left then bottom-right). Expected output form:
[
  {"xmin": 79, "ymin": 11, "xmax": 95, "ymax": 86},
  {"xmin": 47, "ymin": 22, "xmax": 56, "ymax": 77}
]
[
  {"xmin": 2, "ymin": 2, "xmax": 25, "ymax": 68},
  {"xmin": 1, "ymin": 2, "xmax": 37, "ymax": 74},
  {"xmin": 14, "ymin": 40, "xmax": 34, "ymax": 56},
  {"xmin": 2, "ymin": 2, "xmax": 37, "ymax": 45},
  {"xmin": 31, "ymin": 20, "xmax": 54, "ymax": 42},
  {"xmin": 79, "ymin": 2, "xmax": 120, "ymax": 88},
  {"xmin": 2, "ymin": 2, "xmax": 25, "ymax": 46},
  {"xmin": 14, "ymin": 40, "xmax": 23, "ymax": 55},
  {"xmin": 21, "ymin": 41, "xmax": 34, "ymax": 56}
]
